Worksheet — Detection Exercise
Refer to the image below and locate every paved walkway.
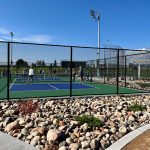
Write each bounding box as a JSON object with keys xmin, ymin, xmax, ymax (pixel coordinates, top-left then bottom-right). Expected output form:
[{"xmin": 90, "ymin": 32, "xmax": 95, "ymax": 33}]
[
  {"xmin": 106, "ymin": 124, "xmax": 150, "ymax": 150},
  {"xmin": 1, "ymin": 124, "xmax": 150, "ymax": 150},
  {"xmin": 0, "ymin": 131, "xmax": 38, "ymax": 150},
  {"xmin": 122, "ymin": 129, "xmax": 150, "ymax": 150}
]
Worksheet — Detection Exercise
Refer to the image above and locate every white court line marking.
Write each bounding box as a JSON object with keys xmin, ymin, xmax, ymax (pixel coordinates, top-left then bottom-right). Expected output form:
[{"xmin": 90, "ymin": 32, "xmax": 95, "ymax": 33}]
[
  {"xmin": 48, "ymin": 84, "xmax": 59, "ymax": 90},
  {"xmin": 9, "ymin": 79, "xmax": 16, "ymax": 90}
]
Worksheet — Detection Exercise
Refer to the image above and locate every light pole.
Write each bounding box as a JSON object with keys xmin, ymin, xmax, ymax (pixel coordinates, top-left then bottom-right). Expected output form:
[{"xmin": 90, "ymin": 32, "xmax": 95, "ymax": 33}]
[
  {"xmin": 90, "ymin": 9, "xmax": 100, "ymax": 76},
  {"xmin": 10, "ymin": 32, "xmax": 14, "ymax": 74}
]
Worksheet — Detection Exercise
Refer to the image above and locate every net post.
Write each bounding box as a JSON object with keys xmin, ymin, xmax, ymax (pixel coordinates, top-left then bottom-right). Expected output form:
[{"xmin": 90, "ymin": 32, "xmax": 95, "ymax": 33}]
[
  {"xmin": 70, "ymin": 46, "xmax": 73, "ymax": 97},
  {"xmin": 7, "ymin": 42, "xmax": 10, "ymax": 101},
  {"xmin": 116, "ymin": 49, "xmax": 119, "ymax": 95}
]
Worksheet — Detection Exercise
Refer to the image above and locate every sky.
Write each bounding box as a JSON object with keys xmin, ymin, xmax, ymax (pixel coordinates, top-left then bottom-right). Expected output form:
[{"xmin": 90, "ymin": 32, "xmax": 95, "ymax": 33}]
[{"xmin": 0, "ymin": 0, "xmax": 150, "ymax": 63}]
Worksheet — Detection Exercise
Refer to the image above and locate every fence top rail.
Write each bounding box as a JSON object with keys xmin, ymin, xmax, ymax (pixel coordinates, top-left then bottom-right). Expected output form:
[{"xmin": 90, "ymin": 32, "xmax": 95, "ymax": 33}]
[{"xmin": 0, "ymin": 40, "xmax": 149, "ymax": 52}]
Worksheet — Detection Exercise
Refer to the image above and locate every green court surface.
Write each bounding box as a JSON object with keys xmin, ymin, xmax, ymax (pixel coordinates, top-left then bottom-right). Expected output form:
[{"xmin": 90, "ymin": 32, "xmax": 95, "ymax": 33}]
[{"xmin": 0, "ymin": 78, "xmax": 147, "ymax": 100}]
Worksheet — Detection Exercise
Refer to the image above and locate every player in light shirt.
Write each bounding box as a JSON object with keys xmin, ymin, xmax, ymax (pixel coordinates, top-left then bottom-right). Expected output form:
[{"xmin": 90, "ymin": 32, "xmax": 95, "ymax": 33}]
[{"xmin": 28, "ymin": 66, "xmax": 34, "ymax": 83}]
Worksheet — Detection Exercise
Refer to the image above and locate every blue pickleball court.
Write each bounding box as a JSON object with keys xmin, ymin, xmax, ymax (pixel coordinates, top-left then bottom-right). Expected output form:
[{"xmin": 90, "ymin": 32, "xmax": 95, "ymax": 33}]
[{"xmin": 10, "ymin": 82, "xmax": 94, "ymax": 92}]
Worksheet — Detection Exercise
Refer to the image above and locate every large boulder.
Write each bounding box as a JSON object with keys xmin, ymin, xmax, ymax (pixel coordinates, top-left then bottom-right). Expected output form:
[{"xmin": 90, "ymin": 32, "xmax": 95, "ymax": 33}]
[
  {"xmin": 47, "ymin": 129, "xmax": 65, "ymax": 143},
  {"xmin": 5, "ymin": 120, "xmax": 21, "ymax": 132},
  {"xmin": 31, "ymin": 127, "xmax": 46, "ymax": 136}
]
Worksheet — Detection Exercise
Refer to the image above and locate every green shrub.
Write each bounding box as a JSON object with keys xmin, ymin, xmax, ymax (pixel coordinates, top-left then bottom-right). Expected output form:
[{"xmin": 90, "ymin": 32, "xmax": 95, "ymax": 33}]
[
  {"xmin": 128, "ymin": 103, "xmax": 146, "ymax": 112},
  {"xmin": 74, "ymin": 115, "xmax": 103, "ymax": 127}
]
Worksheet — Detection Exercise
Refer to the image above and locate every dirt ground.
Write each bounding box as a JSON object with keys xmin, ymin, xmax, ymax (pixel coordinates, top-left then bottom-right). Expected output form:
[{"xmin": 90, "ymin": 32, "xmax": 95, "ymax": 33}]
[{"xmin": 122, "ymin": 130, "xmax": 150, "ymax": 150}]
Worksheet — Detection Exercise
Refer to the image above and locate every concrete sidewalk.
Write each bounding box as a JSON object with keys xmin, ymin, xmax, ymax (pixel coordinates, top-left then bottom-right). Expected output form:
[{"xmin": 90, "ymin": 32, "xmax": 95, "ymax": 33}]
[
  {"xmin": 106, "ymin": 124, "xmax": 150, "ymax": 150},
  {"xmin": 0, "ymin": 131, "xmax": 38, "ymax": 150}
]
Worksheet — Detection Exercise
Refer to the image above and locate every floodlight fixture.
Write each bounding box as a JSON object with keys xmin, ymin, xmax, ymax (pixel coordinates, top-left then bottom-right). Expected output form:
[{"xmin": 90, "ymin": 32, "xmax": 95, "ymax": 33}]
[{"xmin": 10, "ymin": 32, "xmax": 14, "ymax": 39}]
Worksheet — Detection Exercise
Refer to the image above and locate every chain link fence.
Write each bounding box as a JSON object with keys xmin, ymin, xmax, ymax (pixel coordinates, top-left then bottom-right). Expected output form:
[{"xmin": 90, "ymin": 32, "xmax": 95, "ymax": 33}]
[{"xmin": 0, "ymin": 41, "xmax": 149, "ymax": 100}]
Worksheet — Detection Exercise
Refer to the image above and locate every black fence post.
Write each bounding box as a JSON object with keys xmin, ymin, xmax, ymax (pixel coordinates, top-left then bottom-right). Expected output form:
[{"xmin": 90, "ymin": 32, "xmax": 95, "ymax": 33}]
[
  {"xmin": 7, "ymin": 42, "xmax": 10, "ymax": 100},
  {"xmin": 124, "ymin": 56, "xmax": 127, "ymax": 87},
  {"xmin": 116, "ymin": 49, "xmax": 119, "ymax": 95},
  {"xmin": 104, "ymin": 58, "xmax": 106, "ymax": 84},
  {"xmin": 50, "ymin": 63, "xmax": 52, "ymax": 77},
  {"xmin": 146, "ymin": 53, "xmax": 148, "ymax": 80},
  {"xmin": 70, "ymin": 46, "xmax": 73, "ymax": 97},
  {"xmin": 35, "ymin": 63, "xmax": 37, "ymax": 77}
]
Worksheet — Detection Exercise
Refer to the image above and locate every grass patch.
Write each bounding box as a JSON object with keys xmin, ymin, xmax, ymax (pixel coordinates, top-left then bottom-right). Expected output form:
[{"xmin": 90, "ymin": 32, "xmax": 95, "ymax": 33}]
[
  {"xmin": 74, "ymin": 115, "xmax": 103, "ymax": 127},
  {"xmin": 128, "ymin": 103, "xmax": 146, "ymax": 112}
]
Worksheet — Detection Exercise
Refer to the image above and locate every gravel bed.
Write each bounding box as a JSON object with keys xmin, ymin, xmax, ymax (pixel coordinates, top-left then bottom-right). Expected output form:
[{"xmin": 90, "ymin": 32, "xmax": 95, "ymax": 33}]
[{"xmin": 0, "ymin": 94, "xmax": 150, "ymax": 150}]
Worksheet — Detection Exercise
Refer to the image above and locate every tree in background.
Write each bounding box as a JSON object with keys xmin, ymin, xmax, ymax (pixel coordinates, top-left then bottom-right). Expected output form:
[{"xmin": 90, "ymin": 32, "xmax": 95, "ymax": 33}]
[
  {"xmin": 36, "ymin": 60, "xmax": 46, "ymax": 66},
  {"xmin": 53, "ymin": 59, "xmax": 57, "ymax": 67},
  {"xmin": 16, "ymin": 59, "xmax": 28, "ymax": 68}
]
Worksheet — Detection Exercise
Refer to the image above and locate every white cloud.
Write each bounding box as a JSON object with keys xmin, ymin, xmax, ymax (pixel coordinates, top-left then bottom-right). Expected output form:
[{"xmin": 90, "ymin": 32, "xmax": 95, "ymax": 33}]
[
  {"xmin": 137, "ymin": 48, "xmax": 149, "ymax": 51},
  {"xmin": 0, "ymin": 26, "xmax": 53, "ymax": 43},
  {"xmin": 0, "ymin": 27, "xmax": 10, "ymax": 35},
  {"xmin": 0, "ymin": 34, "xmax": 53, "ymax": 44},
  {"xmin": 125, "ymin": 48, "xmax": 150, "ymax": 55},
  {"xmin": 19, "ymin": 35, "xmax": 52, "ymax": 43},
  {"xmin": 0, "ymin": 38, "xmax": 5, "ymax": 41},
  {"xmin": 0, "ymin": 27, "xmax": 13, "ymax": 41}
]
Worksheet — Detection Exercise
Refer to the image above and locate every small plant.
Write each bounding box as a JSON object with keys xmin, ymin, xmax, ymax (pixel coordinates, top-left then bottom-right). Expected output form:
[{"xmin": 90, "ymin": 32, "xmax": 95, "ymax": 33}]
[
  {"xmin": 17, "ymin": 99, "xmax": 39, "ymax": 115},
  {"xmin": 128, "ymin": 103, "xmax": 146, "ymax": 112},
  {"xmin": 74, "ymin": 115, "xmax": 103, "ymax": 127}
]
